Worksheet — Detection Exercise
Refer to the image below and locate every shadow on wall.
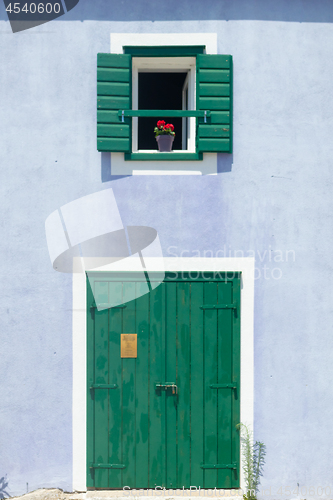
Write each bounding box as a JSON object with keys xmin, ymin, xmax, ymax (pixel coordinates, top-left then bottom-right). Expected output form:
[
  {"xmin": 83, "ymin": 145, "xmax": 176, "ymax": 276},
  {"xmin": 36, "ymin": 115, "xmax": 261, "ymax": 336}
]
[
  {"xmin": 217, "ymin": 153, "xmax": 233, "ymax": 174},
  {"xmin": 101, "ymin": 153, "xmax": 130, "ymax": 182},
  {"xmin": 51, "ymin": 0, "xmax": 333, "ymax": 23},
  {"xmin": 0, "ymin": 476, "xmax": 9, "ymax": 499}
]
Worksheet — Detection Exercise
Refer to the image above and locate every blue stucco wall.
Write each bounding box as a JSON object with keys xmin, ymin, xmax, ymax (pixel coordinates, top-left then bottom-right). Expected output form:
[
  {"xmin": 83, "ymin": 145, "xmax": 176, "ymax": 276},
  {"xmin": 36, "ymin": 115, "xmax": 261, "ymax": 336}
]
[{"xmin": 1, "ymin": 0, "xmax": 333, "ymax": 496}]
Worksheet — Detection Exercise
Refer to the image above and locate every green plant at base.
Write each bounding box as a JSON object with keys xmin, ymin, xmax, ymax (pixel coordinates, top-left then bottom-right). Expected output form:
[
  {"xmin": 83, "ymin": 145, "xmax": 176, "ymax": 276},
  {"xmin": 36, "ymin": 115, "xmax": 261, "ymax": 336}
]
[{"xmin": 237, "ymin": 423, "xmax": 266, "ymax": 500}]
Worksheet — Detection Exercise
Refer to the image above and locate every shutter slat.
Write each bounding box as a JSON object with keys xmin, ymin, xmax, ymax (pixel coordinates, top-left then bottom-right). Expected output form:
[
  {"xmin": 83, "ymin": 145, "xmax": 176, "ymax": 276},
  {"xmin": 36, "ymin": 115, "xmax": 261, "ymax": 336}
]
[
  {"xmin": 198, "ymin": 138, "xmax": 231, "ymax": 152},
  {"xmin": 197, "ymin": 54, "xmax": 232, "ymax": 154},
  {"xmin": 198, "ymin": 69, "xmax": 230, "ymax": 83},
  {"xmin": 198, "ymin": 55, "xmax": 231, "ymax": 69},
  {"xmin": 97, "ymin": 110, "xmax": 124, "ymax": 123},
  {"xmin": 97, "ymin": 53, "xmax": 131, "ymax": 68},
  {"xmin": 97, "ymin": 82, "xmax": 130, "ymax": 96},
  {"xmin": 97, "ymin": 138, "xmax": 130, "ymax": 151},
  {"xmin": 98, "ymin": 124, "xmax": 130, "ymax": 138},
  {"xmin": 98, "ymin": 96, "xmax": 131, "ymax": 110},
  {"xmin": 199, "ymin": 83, "xmax": 230, "ymax": 97},
  {"xmin": 210, "ymin": 112, "xmax": 230, "ymax": 124},
  {"xmin": 97, "ymin": 53, "xmax": 132, "ymax": 153},
  {"xmin": 97, "ymin": 68, "xmax": 130, "ymax": 82},
  {"xmin": 199, "ymin": 97, "xmax": 230, "ymax": 110},
  {"xmin": 198, "ymin": 125, "xmax": 229, "ymax": 138}
]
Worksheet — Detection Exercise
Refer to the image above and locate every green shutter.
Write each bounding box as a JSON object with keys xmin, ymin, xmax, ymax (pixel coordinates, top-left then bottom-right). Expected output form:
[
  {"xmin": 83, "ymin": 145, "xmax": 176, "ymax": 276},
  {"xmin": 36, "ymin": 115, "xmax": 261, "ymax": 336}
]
[
  {"xmin": 97, "ymin": 53, "xmax": 132, "ymax": 152},
  {"xmin": 196, "ymin": 54, "xmax": 233, "ymax": 154}
]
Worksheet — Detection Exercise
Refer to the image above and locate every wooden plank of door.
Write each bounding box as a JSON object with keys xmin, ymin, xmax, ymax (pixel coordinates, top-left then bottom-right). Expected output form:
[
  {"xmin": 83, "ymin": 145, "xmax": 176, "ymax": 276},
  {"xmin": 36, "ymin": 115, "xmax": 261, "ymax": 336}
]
[
  {"xmin": 217, "ymin": 281, "xmax": 233, "ymax": 489},
  {"xmin": 231, "ymin": 278, "xmax": 241, "ymax": 488},
  {"xmin": 190, "ymin": 280, "xmax": 205, "ymax": 487},
  {"xmin": 149, "ymin": 283, "xmax": 165, "ymax": 488},
  {"xmin": 177, "ymin": 281, "xmax": 191, "ymax": 488},
  {"xmin": 135, "ymin": 282, "xmax": 150, "ymax": 488},
  {"xmin": 108, "ymin": 281, "xmax": 123, "ymax": 488},
  {"xmin": 86, "ymin": 279, "xmax": 95, "ymax": 488},
  {"xmin": 203, "ymin": 281, "xmax": 218, "ymax": 487},
  {"xmin": 122, "ymin": 282, "xmax": 136, "ymax": 487},
  {"xmin": 93, "ymin": 280, "xmax": 110, "ymax": 488},
  {"xmin": 165, "ymin": 282, "xmax": 177, "ymax": 488}
]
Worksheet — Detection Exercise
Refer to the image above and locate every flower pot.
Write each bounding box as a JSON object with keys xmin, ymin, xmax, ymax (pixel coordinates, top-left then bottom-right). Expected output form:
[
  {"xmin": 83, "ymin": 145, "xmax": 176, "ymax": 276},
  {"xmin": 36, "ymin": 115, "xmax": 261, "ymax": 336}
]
[{"xmin": 156, "ymin": 135, "xmax": 174, "ymax": 152}]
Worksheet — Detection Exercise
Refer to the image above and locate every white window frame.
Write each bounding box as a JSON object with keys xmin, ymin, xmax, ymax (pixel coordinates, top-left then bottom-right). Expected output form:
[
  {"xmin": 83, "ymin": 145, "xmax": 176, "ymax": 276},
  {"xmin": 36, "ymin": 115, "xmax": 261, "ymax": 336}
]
[
  {"xmin": 108, "ymin": 33, "xmax": 218, "ymax": 175},
  {"xmin": 182, "ymin": 72, "xmax": 190, "ymax": 150},
  {"xmin": 132, "ymin": 57, "xmax": 196, "ymax": 153}
]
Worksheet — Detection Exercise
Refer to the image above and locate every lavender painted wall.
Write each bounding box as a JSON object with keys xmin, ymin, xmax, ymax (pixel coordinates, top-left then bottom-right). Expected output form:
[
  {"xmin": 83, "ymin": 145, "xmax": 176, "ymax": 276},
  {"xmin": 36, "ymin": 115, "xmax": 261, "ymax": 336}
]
[{"xmin": 1, "ymin": 0, "xmax": 333, "ymax": 496}]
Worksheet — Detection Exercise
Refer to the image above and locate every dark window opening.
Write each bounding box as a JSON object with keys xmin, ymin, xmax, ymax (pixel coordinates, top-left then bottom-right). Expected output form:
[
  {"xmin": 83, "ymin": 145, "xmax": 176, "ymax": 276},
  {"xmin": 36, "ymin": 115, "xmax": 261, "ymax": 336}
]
[{"xmin": 138, "ymin": 72, "xmax": 188, "ymax": 150}]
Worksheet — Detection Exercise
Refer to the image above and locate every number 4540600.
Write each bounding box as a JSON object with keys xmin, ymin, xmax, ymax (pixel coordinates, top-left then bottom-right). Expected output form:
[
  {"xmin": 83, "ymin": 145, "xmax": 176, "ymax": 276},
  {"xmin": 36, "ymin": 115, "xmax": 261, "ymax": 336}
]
[{"xmin": 6, "ymin": 3, "xmax": 61, "ymax": 14}]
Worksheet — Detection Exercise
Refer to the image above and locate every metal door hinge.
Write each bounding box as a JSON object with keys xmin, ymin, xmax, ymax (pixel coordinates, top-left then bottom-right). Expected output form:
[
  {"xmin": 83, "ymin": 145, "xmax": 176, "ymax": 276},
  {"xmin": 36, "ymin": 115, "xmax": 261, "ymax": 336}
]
[
  {"xmin": 201, "ymin": 463, "xmax": 237, "ymax": 470},
  {"xmin": 90, "ymin": 303, "xmax": 126, "ymax": 312},
  {"xmin": 90, "ymin": 384, "xmax": 118, "ymax": 390},
  {"xmin": 210, "ymin": 383, "xmax": 237, "ymax": 389},
  {"xmin": 200, "ymin": 304, "xmax": 237, "ymax": 310},
  {"xmin": 90, "ymin": 463, "xmax": 126, "ymax": 469}
]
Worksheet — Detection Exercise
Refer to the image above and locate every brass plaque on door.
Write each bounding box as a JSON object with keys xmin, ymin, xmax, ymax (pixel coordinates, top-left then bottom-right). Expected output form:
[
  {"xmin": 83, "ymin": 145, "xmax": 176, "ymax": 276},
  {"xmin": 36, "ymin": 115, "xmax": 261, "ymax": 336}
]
[{"xmin": 121, "ymin": 334, "xmax": 137, "ymax": 358}]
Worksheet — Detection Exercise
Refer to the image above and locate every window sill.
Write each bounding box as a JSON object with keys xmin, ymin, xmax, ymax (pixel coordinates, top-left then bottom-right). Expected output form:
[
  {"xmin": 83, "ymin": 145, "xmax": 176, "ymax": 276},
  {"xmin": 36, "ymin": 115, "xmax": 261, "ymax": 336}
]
[{"xmin": 125, "ymin": 152, "xmax": 203, "ymax": 161}]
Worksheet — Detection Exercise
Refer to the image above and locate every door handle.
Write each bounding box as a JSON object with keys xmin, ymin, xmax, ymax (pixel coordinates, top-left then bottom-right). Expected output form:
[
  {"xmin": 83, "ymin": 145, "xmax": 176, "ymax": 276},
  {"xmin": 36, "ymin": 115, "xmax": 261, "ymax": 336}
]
[{"xmin": 155, "ymin": 383, "xmax": 178, "ymax": 395}]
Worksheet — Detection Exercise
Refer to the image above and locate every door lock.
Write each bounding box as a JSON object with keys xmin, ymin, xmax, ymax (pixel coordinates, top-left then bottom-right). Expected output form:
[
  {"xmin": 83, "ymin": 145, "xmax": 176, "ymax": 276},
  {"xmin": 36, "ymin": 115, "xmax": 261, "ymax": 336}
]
[{"xmin": 156, "ymin": 383, "xmax": 178, "ymax": 395}]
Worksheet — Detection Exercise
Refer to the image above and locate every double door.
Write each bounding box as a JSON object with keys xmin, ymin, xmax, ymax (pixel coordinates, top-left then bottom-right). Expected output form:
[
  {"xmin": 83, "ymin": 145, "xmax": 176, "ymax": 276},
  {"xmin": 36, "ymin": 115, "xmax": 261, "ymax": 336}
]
[{"xmin": 87, "ymin": 272, "xmax": 240, "ymax": 489}]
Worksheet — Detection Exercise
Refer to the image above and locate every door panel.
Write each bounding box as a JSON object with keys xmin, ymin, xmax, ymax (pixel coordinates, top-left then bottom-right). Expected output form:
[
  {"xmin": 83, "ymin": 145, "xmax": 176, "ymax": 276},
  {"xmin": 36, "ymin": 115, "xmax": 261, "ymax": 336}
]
[
  {"xmin": 122, "ymin": 282, "xmax": 136, "ymax": 487},
  {"xmin": 108, "ymin": 281, "xmax": 122, "ymax": 489},
  {"xmin": 93, "ymin": 281, "xmax": 109, "ymax": 489},
  {"xmin": 135, "ymin": 284, "xmax": 149, "ymax": 488},
  {"xmin": 190, "ymin": 281, "xmax": 205, "ymax": 487},
  {"xmin": 149, "ymin": 282, "xmax": 165, "ymax": 488},
  {"xmin": 217, "ymin": 281, "xmax": 233, "ymax": 489},
  {"xmin": 177, "ymin": 281, "xmax": 191, "ymax": 487},
  {"xmin": 87, "ymin": 272, "xmax": 240, "ymax": 489},
  {"xmin": 165, "ymin": 281, "xmax": 177, "ymax": 489}
]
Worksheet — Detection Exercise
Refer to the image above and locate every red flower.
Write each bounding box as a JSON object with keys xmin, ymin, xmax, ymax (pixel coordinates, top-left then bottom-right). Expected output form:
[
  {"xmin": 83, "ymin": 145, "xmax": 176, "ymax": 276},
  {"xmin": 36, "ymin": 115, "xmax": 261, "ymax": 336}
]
[
  {"xmin": 164, "ymin": 123, "xmax": 174, "ymax": 131},
  {"xmin": 157, "ymin": 120, "xmax": 166, "ymax": 128}
]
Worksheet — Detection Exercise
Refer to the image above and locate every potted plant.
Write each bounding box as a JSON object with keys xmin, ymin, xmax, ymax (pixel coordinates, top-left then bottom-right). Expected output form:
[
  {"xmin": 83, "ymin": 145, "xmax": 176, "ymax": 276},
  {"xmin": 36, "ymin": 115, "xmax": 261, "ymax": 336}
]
[{"xmin": 154, "ymin": 120, "xmax": 175, "ymax": 152}]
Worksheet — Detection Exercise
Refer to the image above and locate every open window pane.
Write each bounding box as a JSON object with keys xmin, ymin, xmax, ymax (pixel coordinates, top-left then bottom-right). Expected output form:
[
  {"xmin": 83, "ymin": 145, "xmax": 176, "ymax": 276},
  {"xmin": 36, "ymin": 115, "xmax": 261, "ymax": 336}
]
[
  {"xmin": 182, "ymin": 73, "xmax": 189, "ymax": 150},
  {"xmin": 138, "ymin": 72, "xmax": 188, "ymax": 150}
]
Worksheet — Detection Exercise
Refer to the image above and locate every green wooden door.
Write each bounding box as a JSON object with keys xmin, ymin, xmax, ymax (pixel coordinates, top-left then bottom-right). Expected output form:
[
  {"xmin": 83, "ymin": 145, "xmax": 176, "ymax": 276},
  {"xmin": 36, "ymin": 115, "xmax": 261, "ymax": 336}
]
[{"xmin": 87, "ymin": 272, "xmax": 240, "ymax": 489}]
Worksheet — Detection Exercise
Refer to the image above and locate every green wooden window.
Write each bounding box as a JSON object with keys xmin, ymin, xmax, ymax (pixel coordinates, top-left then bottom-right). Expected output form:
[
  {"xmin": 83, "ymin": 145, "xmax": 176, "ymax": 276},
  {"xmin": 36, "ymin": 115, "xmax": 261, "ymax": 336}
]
[{"xmin": 97, "ymin": 47, "xmax": 233, "ymax": 159}]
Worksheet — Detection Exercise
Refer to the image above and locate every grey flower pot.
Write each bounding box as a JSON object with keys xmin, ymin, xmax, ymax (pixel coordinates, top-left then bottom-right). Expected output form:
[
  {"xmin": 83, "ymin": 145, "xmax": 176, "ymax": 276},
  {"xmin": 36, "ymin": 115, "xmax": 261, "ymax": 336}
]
[{"xmin": 156, "ymin": 135, "xmax": 174, "ymax": 152}]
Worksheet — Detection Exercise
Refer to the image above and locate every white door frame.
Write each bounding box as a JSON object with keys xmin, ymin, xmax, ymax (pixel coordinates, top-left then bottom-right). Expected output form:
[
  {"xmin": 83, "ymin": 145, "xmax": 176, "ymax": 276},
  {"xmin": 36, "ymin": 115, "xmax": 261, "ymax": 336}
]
[{"xmin": 72, "ymin": 257, "xmax": 255, "ymax": 491}]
